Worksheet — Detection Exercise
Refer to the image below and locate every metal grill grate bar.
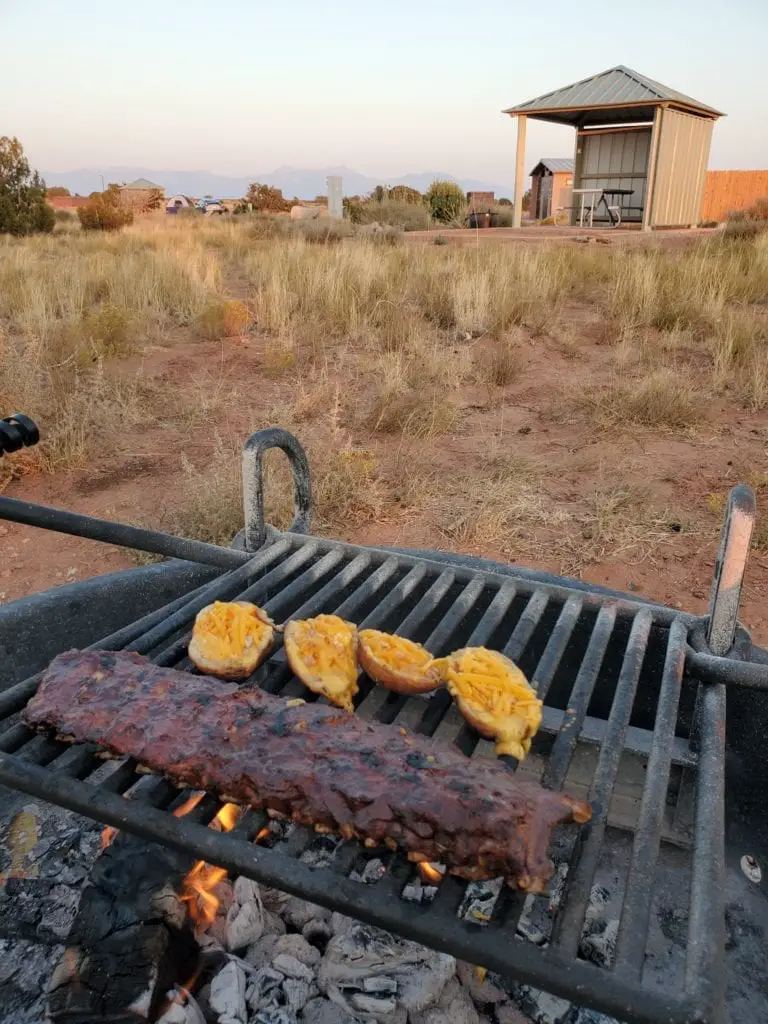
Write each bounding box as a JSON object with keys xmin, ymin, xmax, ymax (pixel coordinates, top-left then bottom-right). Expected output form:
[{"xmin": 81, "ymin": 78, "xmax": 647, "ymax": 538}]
[
  {"xmin": 684, "ymin": 681, "xmax": 726, "ymax": 1009},
  {"xmin": 392, "ymin": 570, "xmax": 457, "ymax": 637},
  {"xmin": 543, "ymin": 604, "xmax": 617, "ymax": 790},
  {"xmin": 466, "ymin": 582, "xmax": 517, "ymax": 646},
  {"xmin": 129, "ymin": 541, "xmax": 292, "ymax": 658},
  {"xmin": 550, "ymin": 608, "xmax": 654, "ymax": 956},
  {"xmin": 614, "ymin": 617, "xmax": 687, "ymax": 978},
  {"xmin": 504, "ymin": 589, "xmax": 550, "ymax": 661},
  {"xmin": 152, "ymin": 541, "xmax": 316, "ymax": 666},
  {"xmin": 531, "ymin": 595, "xmax": 583, "ymax": 702},
  {"xmin": 261, "ymin": 556, "xmax": 398, "ymax": 693}
]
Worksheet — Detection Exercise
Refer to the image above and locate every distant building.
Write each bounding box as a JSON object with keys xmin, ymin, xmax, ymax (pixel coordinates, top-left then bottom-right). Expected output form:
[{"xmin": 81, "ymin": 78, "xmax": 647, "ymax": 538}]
[
  {"xmin": 528, "ymin": 158, "xmax": 574, "ymax": 220},
  {"xmin": 47, "ymin": 196, "xmax": 90, "ymax": 211},
  {"xmin": 119, "ymin": 177, "xmax": 164, "ymax": 210}
]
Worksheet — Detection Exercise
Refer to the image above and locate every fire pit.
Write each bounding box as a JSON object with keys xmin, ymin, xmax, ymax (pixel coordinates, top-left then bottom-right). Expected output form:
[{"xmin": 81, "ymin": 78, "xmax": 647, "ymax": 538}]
[{"xmin": 1, "ymin": 426, "xmax": 767, "ymax": 1024}]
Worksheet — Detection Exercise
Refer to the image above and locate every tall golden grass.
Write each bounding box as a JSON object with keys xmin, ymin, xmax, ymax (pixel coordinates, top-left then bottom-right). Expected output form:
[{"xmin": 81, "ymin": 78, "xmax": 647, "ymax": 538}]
[{"xmin": 2, "ymin": 217, "xmax": 767, "ymax": 508}]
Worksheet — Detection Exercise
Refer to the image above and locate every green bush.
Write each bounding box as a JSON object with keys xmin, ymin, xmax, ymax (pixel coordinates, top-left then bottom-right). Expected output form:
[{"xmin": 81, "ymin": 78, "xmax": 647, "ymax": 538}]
[
  {"xmin": 497, "ymin": 197, "xmax": 512, "ymax": 207},
  {"xmin": 425, "ymin": 180, "xmax": 465, "ymax": 224},
  {"xmin": 0, "ymin": 136, "xmax": 55, "ymax": 236},
  {"xmin": 77, "ymin": 185, "xmax": 134, "ymax": 231}
]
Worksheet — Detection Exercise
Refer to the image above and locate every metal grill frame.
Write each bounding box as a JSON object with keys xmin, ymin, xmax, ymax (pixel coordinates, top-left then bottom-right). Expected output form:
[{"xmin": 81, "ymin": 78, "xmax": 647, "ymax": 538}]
[{"xmin": 0, "ymin": 528, "xmax": 728, "ymax": 1024}]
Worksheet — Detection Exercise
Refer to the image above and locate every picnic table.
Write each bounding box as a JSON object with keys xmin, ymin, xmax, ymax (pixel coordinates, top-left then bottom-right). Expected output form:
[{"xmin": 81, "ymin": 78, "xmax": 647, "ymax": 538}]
[{"xmin": 556, "ymin": 187, "xmax": 641, "ymax": 227}]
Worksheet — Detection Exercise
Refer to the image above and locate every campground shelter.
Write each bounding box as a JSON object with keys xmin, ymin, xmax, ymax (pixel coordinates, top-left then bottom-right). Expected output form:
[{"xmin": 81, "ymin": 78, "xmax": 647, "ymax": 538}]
[
  {"xmin": 503, "ymin": 66, "xmax": 723, "ymax": 229},
  {"xmin": 529, "ymin": 158, "xmax": 574, "ymax": 220}
]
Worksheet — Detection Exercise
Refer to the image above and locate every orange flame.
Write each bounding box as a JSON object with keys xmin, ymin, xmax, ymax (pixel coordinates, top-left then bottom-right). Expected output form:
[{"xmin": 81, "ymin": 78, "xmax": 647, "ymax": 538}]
[
  {"xmin": 417, "ymin": 861, "xmax": 445, "ymax": 885},
  {"xmin": 100, "ymin": 790, "xmax": 204, "ymax": 851},
  {"xmin": 255, "ymin": 827, "xmax": 270, "ymax": 843},
  {"xmin": 101, "ymin": 826, "xmax": 119, "ymax": 850},
  {"xmin": 180, "ymin": 803, "xmax": 241, "ymax": 933}
]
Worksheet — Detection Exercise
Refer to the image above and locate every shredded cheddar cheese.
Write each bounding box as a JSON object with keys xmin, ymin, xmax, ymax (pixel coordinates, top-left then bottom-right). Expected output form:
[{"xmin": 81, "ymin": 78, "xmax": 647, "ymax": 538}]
[
  {"xmin": 284, "ymin": 615, "xmax": 359, "ymax": 711},
  {"xmin": 191, "ymin": 601, "xmax": 272, "ymax": 663},
  {"xmin": 433, "ymin": 648, "xmax": 542, "ymax": 761}
]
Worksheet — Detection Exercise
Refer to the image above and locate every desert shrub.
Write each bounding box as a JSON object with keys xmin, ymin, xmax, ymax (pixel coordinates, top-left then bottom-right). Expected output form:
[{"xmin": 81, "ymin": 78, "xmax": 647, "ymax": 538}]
[
  {"xmin": 425, "ymin": 180, "xmax": 465, "ymax": 224},
  {"xmin": 351, "ymin": 197, "xmax": 430, "ymax": 231},
  {"xmin": 245, "ymin": 183, "xmax": 290, "ymax": 212},
  {"xmin": 295, "ymin": 218, "xmax": 355, "ymax": 244},
  {"xmin": 77, "ymin": 185, "xmax": 133, "ymax": 231},
  {"xmin": 387, "ymin": 185, "xmax": 422, "ymax": 204},
  {"xmin": 0, "ymin": 136, "xmax": 55, "ymax": 236},
  {"xmin": 745, "ymin": 197, "xmax": 768, "ymax": 221},
  {"xmin": 357, "ymin": 223, "xmax": 403, "ymax": 246},
  {"xmin": 79, "ymin": 305, "xmax": 133, "ymax": 359},
  {"xmin": 723, "ymin": 219, "xmax": 761, "ymax": 240},
  {"xmin": 491, "ymin": 203, "xmax": 514, "ymax": 227},
  {"xmin": 199, "ymin": 298, "xmax": 250, "ymax": 338},
  {"xmin": 497, "ymin": 197, "xmax": 512, "ymax": 206}
]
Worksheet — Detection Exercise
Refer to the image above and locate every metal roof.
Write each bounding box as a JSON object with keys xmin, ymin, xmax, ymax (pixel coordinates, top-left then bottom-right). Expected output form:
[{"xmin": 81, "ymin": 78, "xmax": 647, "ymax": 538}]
[
  {"xmin": 122, "ymin": 177, "xmax": 163, "ymax": 190},
  {"xmin": 504, "ymin": 66, "xmax": 723, "ymax": 126},
  {"xmin": 529, "ymin": 157, "xmax": 574, "ymax": 175}
]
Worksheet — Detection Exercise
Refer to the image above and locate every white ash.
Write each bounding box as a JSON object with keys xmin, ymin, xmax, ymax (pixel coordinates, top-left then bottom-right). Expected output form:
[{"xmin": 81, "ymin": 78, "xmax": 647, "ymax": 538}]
[
  {"xmin": 157, "ymin": 987, "xmax": 207, "ymax": 1024},
  {"xmin": 350, "ymin": 857, "xmax": 387, "ymax": 885},
  {"xmin": 318, "ymin": 922, "xmax": 456, "ymax": 1016}
]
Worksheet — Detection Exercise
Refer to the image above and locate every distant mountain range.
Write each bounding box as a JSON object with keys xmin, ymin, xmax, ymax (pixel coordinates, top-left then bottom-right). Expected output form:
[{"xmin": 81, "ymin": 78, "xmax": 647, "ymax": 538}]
[{"xmin": 42, "ymin": 164, "xmax": 512, "ymax": 200}]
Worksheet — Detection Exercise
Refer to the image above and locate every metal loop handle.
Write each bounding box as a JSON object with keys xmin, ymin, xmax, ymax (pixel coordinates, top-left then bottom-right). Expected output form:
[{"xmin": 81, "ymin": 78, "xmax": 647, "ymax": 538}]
[
  {"xmin": 242, "ymin": 428, "xmax": 312, "ymax": 551},
  {"xmin": 0, "ymin": 413, "xmax": 39, "ymax": 457}
]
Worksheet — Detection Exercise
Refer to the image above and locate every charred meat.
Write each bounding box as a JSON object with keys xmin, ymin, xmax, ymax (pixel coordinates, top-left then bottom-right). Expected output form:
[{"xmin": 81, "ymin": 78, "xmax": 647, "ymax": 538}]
[{"xmin": 23, "ymin": 650, "xmax": 590, "ymax": 891}]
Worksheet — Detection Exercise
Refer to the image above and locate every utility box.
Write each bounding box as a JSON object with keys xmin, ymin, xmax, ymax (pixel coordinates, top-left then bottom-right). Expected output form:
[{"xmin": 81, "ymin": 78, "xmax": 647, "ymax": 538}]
[{"xmin": 327, "ymin": 176, "xmax": 343, "ymax": 219}]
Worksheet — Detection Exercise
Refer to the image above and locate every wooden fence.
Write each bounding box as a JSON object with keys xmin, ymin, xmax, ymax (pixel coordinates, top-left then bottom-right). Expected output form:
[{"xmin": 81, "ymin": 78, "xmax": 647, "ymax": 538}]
[{"xmin": 701, "ymin": 170, "xmax": 768, "ymax": 222}]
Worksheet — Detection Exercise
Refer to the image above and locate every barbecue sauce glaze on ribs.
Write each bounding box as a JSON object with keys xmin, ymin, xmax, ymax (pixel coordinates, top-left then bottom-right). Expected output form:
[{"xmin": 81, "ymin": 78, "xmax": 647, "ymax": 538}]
[{"xmin": 23, "ymin": 650, "xmax": 591, "ymax": 892}]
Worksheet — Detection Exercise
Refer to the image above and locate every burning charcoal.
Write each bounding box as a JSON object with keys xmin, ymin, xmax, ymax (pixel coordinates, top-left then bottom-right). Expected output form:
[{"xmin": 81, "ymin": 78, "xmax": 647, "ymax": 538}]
[
  {"xmin": 156, "ymin": 987, "xmax": 207, "ymax": 1024},
  {"xmin": 301, "ymin": 996, "xmax": 361, "ymax": 1024},
  {"xmin": 272, "ymin": 953, "xmax": 314, "ymax": 982},
  {"xmin": 410, "ymin": 976, "xmax": 480, "ymax": 1024},
  {"xmin": 283, "ymin": 977, "xmax": 315, "ymax": 1012},
  {"xmin": 546, "ymin": 863, "xmax": 570, "ymax": 914},
  {"xmin": 246, "ymin": 966, "xmax": 285, "ymax": 1010},
  {"xmin": 571, "ymin": 1010, "xmax": 620, "ymax": 1024},
  {"xmin": 512, "ymin": 986, "xmax": 573, "ymax": 1024},
  {"xmin": 329, "ymin": 912, "xmax": 355, "ymax": 937},
  {"xmin": 579, "ymin": 918, "xmax": 618, "ymax": 969},
  {"xmin": 245, "ymin": 934, "xmax": 280, "ymax": 971},
  {"xmin": 363, "ymin": 975, "xmax": 398, "ymax": 995},
  {"xmin": 226, "ymin": 879, "xmax": 265, "ymax": 951},
  {"xmin": 351, "ymin": 857, "xmax": 387, "ymax": 885},
  {"xmin": 319, "ymin": 923, "xmax": 455, "ymax": 1015},
  {"xmin": 281, "ymin": 896, "xmax": 329, "ymax": 931},
  {"xmin": 271, "ymin": 933, "xmax": 321, "ymax": 969},
  {"xmin": 301, "ymin": 917, "xmax": 332, "ymax": 952},
  {"xmin": 516, "ymin": 895, "xmax": 548, "ymax": 947},
  {"xmin": 455, "ymin": 961, "xmax": 507, "ymax": 1006},
  {"xmin": 251, "ymin": 1009, "xmax": 297, "ymax": 1024},
  {"xmin": 209, "ymin": 960, "xmax": 247, "ymax": 1024},
  {"xmin": 496, "ymin": 1004, "xmax": 536, "ymax": 1024},
  {"xmin": 350, "ymin": 992, "xmax": 397, "ymax": 1015},
  {"xmin": 460, "ymin": 879, "xmax": 504, "ymax": 924}
]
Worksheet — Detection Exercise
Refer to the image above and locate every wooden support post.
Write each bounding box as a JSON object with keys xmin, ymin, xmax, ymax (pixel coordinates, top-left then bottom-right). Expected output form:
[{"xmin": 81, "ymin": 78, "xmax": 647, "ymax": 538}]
[
  {"xmin": 642, "ymin": 106, "xmax": 663, "ymax": 232},
  {"xmin": 513, "ymin": 115, "xmax": 527, "ymax": 229}
]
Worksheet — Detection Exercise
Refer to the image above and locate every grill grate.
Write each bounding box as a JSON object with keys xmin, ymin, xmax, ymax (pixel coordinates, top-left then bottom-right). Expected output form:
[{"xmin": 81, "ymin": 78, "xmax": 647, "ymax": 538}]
[{"xmin": 0, "ymin": 531, "xmax": 726, "ymax": 1024}]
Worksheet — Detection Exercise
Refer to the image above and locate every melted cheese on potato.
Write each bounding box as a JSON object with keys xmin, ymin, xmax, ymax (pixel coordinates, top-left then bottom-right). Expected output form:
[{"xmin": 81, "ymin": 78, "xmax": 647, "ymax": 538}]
[
  {"xmin": 191, "ymin": 602, "xmax": 272, "ymax": 662},
  {"xmin": 284, "ymin": 615, "xmax": 358, "ymax": 711}
]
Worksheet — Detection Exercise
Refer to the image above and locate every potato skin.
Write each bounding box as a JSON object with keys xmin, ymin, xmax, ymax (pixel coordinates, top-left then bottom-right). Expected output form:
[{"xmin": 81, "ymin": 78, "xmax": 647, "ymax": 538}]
[
  {"xmin": 188, "ymin": 601, "xmax": 274, "ymax": 680},
  {"xmin": 284, "ymin": 615, "xmax": 359, "ymax": 711},
  {"xmin": 357, "ymin": 630, "xmax": 440, "ymax": 694}
]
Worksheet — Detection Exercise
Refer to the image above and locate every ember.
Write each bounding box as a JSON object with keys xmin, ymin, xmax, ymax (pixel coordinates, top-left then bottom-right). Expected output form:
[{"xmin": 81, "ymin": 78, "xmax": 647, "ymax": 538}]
[
  {"xmin": 100, "ymin": 790, "xmax": 205, "ymax": 850},
  {"xmin": 418, "ymin": 861, "xmax": 445, "ymax": 885},
  {"xmin": 181, "ymin": 803, "xmax": 240, "ymax": 933}
]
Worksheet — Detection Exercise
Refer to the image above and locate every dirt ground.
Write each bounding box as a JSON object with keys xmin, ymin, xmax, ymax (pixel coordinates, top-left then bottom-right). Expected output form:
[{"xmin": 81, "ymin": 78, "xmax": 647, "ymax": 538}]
[{"xmin": 3, "ymin": 265, "xmax": 767, "ymax": 645}]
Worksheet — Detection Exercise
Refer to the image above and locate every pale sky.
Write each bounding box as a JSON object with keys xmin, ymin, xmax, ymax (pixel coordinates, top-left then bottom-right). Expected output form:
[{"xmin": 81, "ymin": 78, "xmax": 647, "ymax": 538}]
[{"xmin": 3, "ymin": 0, "xmax": 766, "ymax": 183}]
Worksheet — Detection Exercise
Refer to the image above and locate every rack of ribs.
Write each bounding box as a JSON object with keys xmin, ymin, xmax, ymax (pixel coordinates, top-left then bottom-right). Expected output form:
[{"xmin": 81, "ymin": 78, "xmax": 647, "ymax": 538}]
[{"xmin": 22, "ymin": 650, "xmax": 591, "ymax": 891}]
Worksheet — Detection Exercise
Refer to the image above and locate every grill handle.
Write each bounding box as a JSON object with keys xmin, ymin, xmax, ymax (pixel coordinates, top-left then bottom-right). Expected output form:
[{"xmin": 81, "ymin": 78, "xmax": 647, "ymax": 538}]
[{"xmin": 242, "ymin": 428, "xmax": 312, "ymax": 551}]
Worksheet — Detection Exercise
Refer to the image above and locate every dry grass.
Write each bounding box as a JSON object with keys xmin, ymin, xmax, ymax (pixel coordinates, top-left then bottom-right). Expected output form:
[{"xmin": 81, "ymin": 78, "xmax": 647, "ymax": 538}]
[
  {"xmin": 581, "ymin": 368, "xmax": 701, "ymax": 429},
  {"xmin": 2, "ymin": 219, "xmax": 767, "ymax": 592}
]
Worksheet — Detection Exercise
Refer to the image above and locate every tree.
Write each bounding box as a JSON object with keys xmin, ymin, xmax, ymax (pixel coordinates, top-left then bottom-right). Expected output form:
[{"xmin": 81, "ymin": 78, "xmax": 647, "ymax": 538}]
[
  {"xmin": 144, "ymin": 187, "xmax": 164, "ymax": 212},
  {"xmin": 77, "ymin": 184, "xmax": 133, "ymax": 231},
  {"xmin": 245, "ymin": 183, "xmax": 290, "ymax": 212},
  {"xmin": 46, "ymin": 185, "xmax": 71, "ymax": 197},
  {"xmin": 0, "ymin": 136, "xmax": 55, "ymax": 236}
]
